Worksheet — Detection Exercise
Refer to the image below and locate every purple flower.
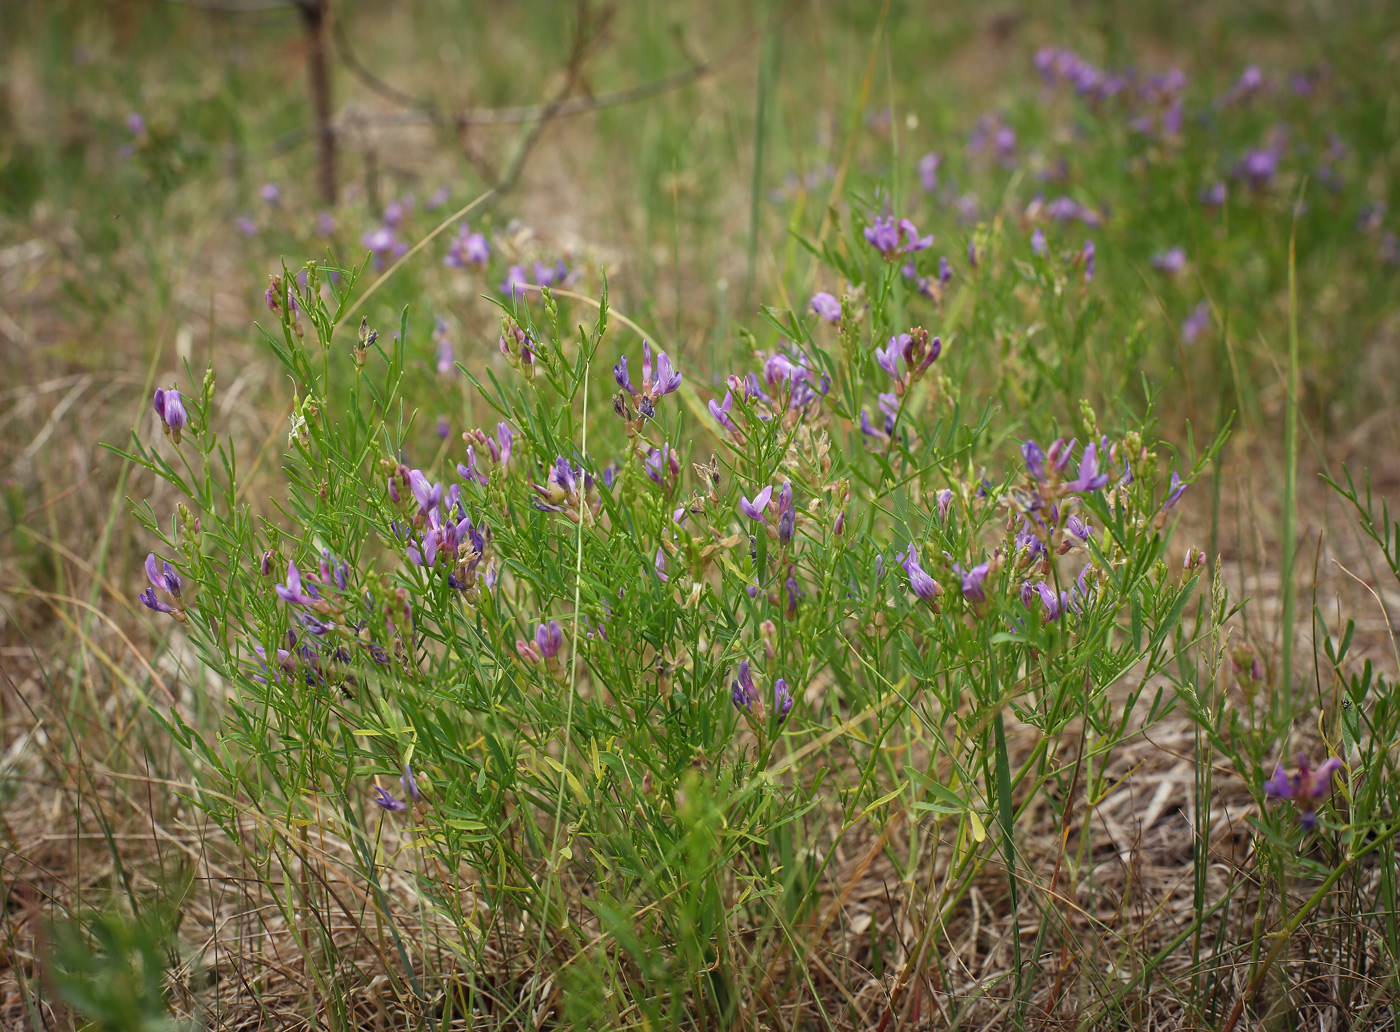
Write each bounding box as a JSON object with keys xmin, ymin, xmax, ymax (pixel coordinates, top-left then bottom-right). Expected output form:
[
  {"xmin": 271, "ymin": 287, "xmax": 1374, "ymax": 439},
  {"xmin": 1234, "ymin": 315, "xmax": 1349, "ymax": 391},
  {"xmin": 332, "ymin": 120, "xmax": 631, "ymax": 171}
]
[
  {"xmin": 445, "ymin": 224, "xmax": 491, "ymax": 268},
  {"xmin": 901, "ymin": 545, "xmax": 941, "ymax": 603},
  {"xmin": 1022, "ymin": 440, "xmax": 1046, "ymax": 482},
  {"xmin": 1202, "ymin": 182, "xmax": 1227, "ymax": 208},
  {"xmin": 864, "ymin": 216, "xmax": 934, "ymax": 260},
  {"xmin": 739, "ymin": 485, "xmax": 774, "ymax": 524},
  {"xmin": 937, "ymin": 488, "xmax": 953, "ymax": 522},
  {"xmin": 774, "ymin": 678, "xmax": 794, "ymax": 722},
  {"xmin": 1031, "ymin": 228, "xmax": 1047, "ymax": 256},
  {"xmin": 408, "ymin": 470, "xmax": 443, "ymax": 516},
  {"xmin": 810, "ymin": 292, "xmax": 842, "ymax": 324},
  {"xmin": 531, "ymin": 456, "xmax": 583, "ymax": 512},
  {"xmin": 938, "ymin": 256, "xmax": 952, "ymax": 287},
  {"xmin": 435, "ymin": 324, "xmax": 455, "ymax": 375},
  {"xmin": 709, "ymin": 391, "xmax": 740, "ymax": 436},
  {"xmin": 276, "ymin": 560, "xmax": 320, "ymax": 606},
  {"xmin": 1236, "ymin": 148, "xmax": 1279, "ymax": 189},
  {"xmin": 153, "ymin": 387, "xmax": 188, "ymax": 443},
  {"xmin": 1064, "ymin": 514, "xmax": 1094, "ymax": 549},
  {"xmin": 1264, "ymin": 753, "xmax": 1343, "ymax": 829},
  {"xmin": 501, "ymin": 264, "xmax": 529, "ymax": 301},
  {"xmin": 1065, "ymin": 443, "xmax": 1110, "ymax": 493},
  {"xmin": 956, "ymin": 561, "xmax": 990, "ymax": 603},
  {"xmin": 917, "ymin": 152, "xmax": 941, "ymax": 193},
  {"xmin": 1182, "ymin": 302, "xmax": 1211, "ymax": 345},
  {"xmin": 778, "ymin": 505, "xmax": 795, "ymax": 546},
  {"xmin": 731, "ymin": 660, "xmax": 759, "ymax": 713},
  {"xmin": 994, "ymin": 126, "xmax": 1017, "ymax": 164},
  {"xmin": 259, "ymin": 183, "xmax": 281, "ymax": 206},
  {"xmin": 139, "ymin": 587, "xmax": 177, "ymax": 615},
  {"xmin": 875, "ymin": 336, "xmax": 904, "ymax": 379},
  {"xmin": 236, "ymin": 216, "xmax": 259, "ymax": 237},
  {"xmin": 126, "ymin": 112, "xmax": 147, "ymax": 137},
  {"xmin": 1160, "ymin": 472, "xmax": 1188, "ymax": 514},
  {"xmin": 1152, "ymin": 247, "xmax": 1187, "ymax": 276},
  {"xmin": 362, "ymin": 226, "xmax": 407, "ymax": 267},
  {"xmin": 644, "ymin": 444, "xmax": 680, "ymax": 486},
  {"xmin": 401, "ymin": 764, "xmax": 421, "ymax": 802},
  {"xmin": 536, "ymin": 620, "xmax": 564, "ymax": 660},
  {"xmin": 617, "ymin": 341, "xmax": 681, "ymax": 418},
  {"xmin": 374, "ymin": 786, "xmax": 407, "ymax": 811},
  {"xmin": 145, "ymin": 556, "xmax": 182, "ymax": 609},
  {"xmin": 654, "ymin": 546, "xmax": 668, "ymax": 583},
  {"xmin": 316, "ymin": 211, "xmax": 336, "ymax": 235}
]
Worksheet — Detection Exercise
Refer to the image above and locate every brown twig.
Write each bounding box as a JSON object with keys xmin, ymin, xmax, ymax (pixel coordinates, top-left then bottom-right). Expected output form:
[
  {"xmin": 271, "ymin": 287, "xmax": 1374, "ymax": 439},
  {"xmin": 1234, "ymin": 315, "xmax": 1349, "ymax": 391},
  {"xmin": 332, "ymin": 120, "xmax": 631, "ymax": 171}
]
[{"xmin": 295, "ymin": 0, "xmax": 337, "ymax": 204}]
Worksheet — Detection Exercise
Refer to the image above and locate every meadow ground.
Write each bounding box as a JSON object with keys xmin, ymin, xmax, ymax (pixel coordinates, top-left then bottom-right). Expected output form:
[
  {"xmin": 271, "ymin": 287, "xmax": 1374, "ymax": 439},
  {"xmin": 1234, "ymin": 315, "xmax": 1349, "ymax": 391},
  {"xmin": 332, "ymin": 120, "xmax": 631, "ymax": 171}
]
[{"xmin": 3, "ymin": 1, "xmax": 1400, "ymax": 1029}]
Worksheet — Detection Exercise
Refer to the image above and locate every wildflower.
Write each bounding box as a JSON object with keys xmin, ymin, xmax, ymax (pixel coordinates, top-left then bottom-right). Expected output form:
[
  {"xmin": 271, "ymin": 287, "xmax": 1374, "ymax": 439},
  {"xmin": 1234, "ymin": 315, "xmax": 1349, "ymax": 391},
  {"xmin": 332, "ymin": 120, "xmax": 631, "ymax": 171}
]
[
  {"xmin": 434, "ymin": 319, "xmax": 456, "ymax": 375},
  {"xmin": 153, "ymin": 387, "xmax": 188, "ymax": 444},
  {"xmin": 778, "ymin": 505, "xmax": 795, "ymax": 546},
  {"xmin": 956, "ymin": 561, "xmax": 990, "ymax": 603},
  {"xmin": 536, "ymin": 620, "xmax": 564, "ymax": 661},
  {"xmin": 875, "ymin": 335, "xmax": 904, "ymax": 381},
  {"xmin": 738, "ymin": 485, "xmax": 775, "ymax": 524},
  {"xmin": 644, "ymin": 444, "xmax": 680, "ymax": 486},
  {"xmin": 708, "ymin": 391, "xmax": 743, "ymax": 441},
  {"xmin": 442, "ymin": 223, "xmax": 490, "ymax": 269},
  {"xmin": 731, "ymin": 660, "xmax": 761, "ymax": 714},
  {"xmin": 139, "ymin": 553, "xmax": 182, "ymax": 615},
  {"xmin": 1065, "ymin": 443, "xmax": 1110, "ymax": 493},
  {"xmin": 614, "ymin": 340, "xmax": 682, "ymax": 418},
  {"xmin": 810, "ymin": 292, "xmax": 842, "ymax": 324},
  {"xmin": 1162, "ymin": 471, "xmax": 1188, "ymax": 512},
  {"xmin": 501, "ymin": 264, "xmax": 529, "ymax": 301},
  {"xmin": 276, "ymin": 560, "xmax": 320, "ymax": 606},
  {"xmin": 260, "ymin": 183, "xmax": 281, "ymax": 206},
  {"xmin": 1236, "ymin": 147, "xmax": 1279, "ymax": 189},
  {"xmin": 533, "ymin": 259, "xmax": 571, "ymax": 288},
  {"xmin": 900, "ymin": 327, "xmax": 941, "ymax": 381},
  {"xmin": 937, "ymin": 488, "xmax": 953, "ymax": 522},
  {"xmin": 917, "ymin": 151, "xmax": 941, "ymax": 192},
  {"xmin": 408, "ymin": 470, "xmax": 443, "ymax": 518},
  {"xmin": 786, "ymin": 570, "xmax": 803, "ymax": 618},
  {"xmin": 1201, "ymin": 181, "xmax": 1227, "ymax": 208},
  {"xmin": 1062, "ymin": 514, "xmax": 1093, "ymax": 552},
  {"xmin": 1151, "ymin": 247, "xmax": 1187, "ymax": 275},
  {"xmin": 654, "ymin": 547, "xmax": 668, "ymax": 583},
  {"xmin": 531, "ymin": 457, "xmax": 589, "ymax": 522},
  {"xmin": 316, "ymin": 211, "xmax": 336, "ymax": 235},
  {"xmin": 400, "ymin": 764, "xmax": 421, "ymax": 802},
  {"xmin": 362, "ymin": 226, "xmax": 407, "ymax": 268},
  {"xmin": 774, "ymin": 678, "xmax": 794, "ymax": 722},
  {"xmin": 1264, "ymin": 753, "xmax": 1343, "ymax": 830},
  {"xmin": 1031, "ymin": 228, "xmax": 1047, "ymax": 256},
  {"xmin": 939, "ymin": 256, "xmax": 952, "ymax": 287},
  {"xmin": 373, "ymin": 786, "xmax": 408, "ymax": 812},
  {"xmin": 901, "ymin": 545, "xmax": 942, "ymax": 604},
  {"xmin": 1182, "ymin": 302, "xmax": 1211, "ymax": 345},
  {"xmin": 236, "ymin": 216, "xmax": 259, "ymax": 237},
  {"xmin": 126, "ymin": 112, "xmax": 147, "ymax": 137},
  {"xmin": 1022, "ymin": 440, "xmax": 1047, "ymax": 482},
  {"xmin": 994, "ymin": 126, "xmax": 1017, "ymax": 164},
  {"xmin": 1028, "ymin": 581, "xmax": 1066, "ymax": 622},
  {"xmin": 864, "ymin": 216, "xmax": 934, "ymax": 260},
  {"xmin": 426, "ymin": 185, "xmax": 451, "ymax": 209}
]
